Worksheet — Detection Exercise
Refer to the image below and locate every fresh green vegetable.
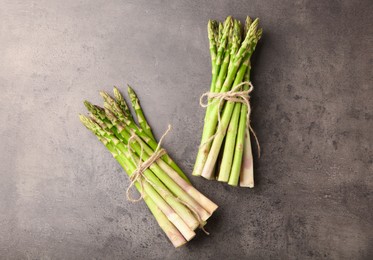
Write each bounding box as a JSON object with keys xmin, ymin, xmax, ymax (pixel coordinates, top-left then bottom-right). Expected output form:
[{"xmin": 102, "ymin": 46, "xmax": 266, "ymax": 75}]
[{"xmin": 127, "ymin": 85, "xmax": 156, "ymax": 141}]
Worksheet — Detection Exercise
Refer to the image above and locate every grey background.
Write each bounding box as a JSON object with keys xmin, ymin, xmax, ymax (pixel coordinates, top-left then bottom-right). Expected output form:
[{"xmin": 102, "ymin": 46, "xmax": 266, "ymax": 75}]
[{"xmin": 1, "ymin": 0, "xmax": 372, "ymax": 259}]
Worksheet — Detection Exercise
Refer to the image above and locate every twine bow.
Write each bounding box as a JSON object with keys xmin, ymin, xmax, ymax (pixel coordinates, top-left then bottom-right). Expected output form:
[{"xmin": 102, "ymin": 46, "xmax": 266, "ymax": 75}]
[
  {"xmin": 126, "ymin": 125, "xmax": 170, "ymax": 202},
  {"xmin": 199, "ymin": 81, "xmax": 260, "ymax": 157}
]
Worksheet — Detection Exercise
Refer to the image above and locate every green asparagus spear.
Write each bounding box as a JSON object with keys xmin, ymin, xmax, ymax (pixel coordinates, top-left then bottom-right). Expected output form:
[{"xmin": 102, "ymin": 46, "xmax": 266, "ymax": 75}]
[{"xmin": 127, "ymin": 85, "xmax": 156, "ymax": 140}]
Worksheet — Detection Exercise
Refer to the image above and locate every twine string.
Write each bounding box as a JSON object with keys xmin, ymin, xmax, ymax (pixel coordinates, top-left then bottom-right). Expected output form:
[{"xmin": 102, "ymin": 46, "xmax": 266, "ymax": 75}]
[
  {"xmin": 199, "ymin": 81, "xmax": 260, "ymax": 157},
  {"xmin": 126, "ymin": 125, "xmax": 170, "ymax": 202}
]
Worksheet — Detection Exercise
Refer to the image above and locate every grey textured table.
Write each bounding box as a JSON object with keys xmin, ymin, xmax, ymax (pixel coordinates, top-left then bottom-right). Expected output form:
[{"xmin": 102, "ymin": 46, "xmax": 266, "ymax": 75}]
[{"xmin": 1, "ymin": 1, "xmax": 372, "ymax": 259}]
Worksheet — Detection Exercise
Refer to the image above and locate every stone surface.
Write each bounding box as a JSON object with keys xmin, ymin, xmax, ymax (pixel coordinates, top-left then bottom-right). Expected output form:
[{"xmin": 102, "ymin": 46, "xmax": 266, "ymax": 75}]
[{"xmin": 0, "ymin": 0, "xmax": 372, "ymax": 259}]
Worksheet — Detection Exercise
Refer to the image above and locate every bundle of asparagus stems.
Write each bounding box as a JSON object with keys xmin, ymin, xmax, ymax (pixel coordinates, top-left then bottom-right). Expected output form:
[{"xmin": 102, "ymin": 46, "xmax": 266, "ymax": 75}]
[
  {"xmin": 193, "ymin": 16, "xmax": 262, "ymax": 187},
  {"xmin": 80, "ymin": 86, "xmax": 218, "ymax": 247}
]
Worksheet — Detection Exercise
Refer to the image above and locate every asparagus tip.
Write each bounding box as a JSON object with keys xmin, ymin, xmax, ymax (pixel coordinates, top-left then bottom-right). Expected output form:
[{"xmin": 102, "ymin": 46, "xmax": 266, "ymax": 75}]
[
  {"xmin": 83, "ymin": 100, "xmax": 93, "ymax": 110},
  {"xmin": 127, "ymin": 84, "xmax": 134, "ymax": 92},
  {"xmin": 79, "ymin": 114, "xmax": 91, "ymax": 128},
  {"xmin": 99, "ymin": 91, "xmax": 110, "ymax": 100},
  {"xmin": 113, "ymin": 86, "xmax": 122, "ymax": 100}
]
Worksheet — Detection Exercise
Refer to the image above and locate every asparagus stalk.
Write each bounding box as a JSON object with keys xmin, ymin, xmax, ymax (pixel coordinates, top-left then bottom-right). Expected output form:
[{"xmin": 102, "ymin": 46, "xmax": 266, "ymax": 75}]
[
  {"xmin": 239, "ymin": 128, "xmax": 254, "ymax": 187},
  {"xmin": 227, "ymin": 19, "xmax": 242, "ymax": 72},
  {"xmin": 238, "ymin": 63, "xmax": 255, "ymax": 187},
  {"xmin": 217, "ymin": 99, "xmax": 241, "ymax": 182},
  {"xmin": 208, "ymin": 20, "xmax": 218, "ymax": 83},
  {"xmin": 232, "ymin": 27, "xmax": 262, "ymax": 187},
  {"xmin": 127, "ymin": 85, "xmax": 156, "ymax": 141},
  {"xmin": 215, "ymin": 19, "xmax": 243, "ymax": 182}
]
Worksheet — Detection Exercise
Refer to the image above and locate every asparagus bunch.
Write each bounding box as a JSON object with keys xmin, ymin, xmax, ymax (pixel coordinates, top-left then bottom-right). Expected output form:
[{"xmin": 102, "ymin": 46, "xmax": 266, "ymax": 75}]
[
  {"xmin": 193, "ymin": 16, "xmax": 262, "ymax": 187},
  {"xmin": 80, "ymin": 86, "xmax": 218, "ymax": 247}
]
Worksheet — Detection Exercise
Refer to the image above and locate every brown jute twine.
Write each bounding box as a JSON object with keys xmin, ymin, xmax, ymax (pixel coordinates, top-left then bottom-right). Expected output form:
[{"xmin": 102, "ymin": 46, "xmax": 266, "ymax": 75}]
[
  {"xmin": 125, "ymin": 125, "xmax": 208, "ymax": 233},
  {"xmin": 199, "ymin": 81, "xmax": 260, "ymax": 157},
  {"xmin": 126, "ymin": 126, "xmax": 170, "ymax": 202}
]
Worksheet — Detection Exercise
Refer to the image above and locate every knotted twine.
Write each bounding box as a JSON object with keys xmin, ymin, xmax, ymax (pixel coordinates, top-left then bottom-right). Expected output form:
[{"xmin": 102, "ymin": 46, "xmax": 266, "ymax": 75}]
[
  {"xmin": 199, "ymin": 81, "xmax": 260, "ymax": 157},
  {"xmin": 125, "ymin": 125, "xmax": 170, "ymax": 202},
  {"xmin": 125, "ymin": 125, "xmax": 209, "ymax": 233}
]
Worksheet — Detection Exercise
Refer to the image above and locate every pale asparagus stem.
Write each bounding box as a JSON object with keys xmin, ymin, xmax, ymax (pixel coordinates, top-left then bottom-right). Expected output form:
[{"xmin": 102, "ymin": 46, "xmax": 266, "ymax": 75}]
[
  {"xmin": 144, "ymin": 193, "xmax": 188, "ymax": 247},
  {"xmin": 214, "ymin": 137, "xmax": 225, "ymax": 179},
  {"xmin": 193, "ymin": 19, "xmax": 258, "ymax": 177},
  {"xmin": 81, "ymin": 122, "xmax": 188, "ymax": 247},
  {"xmin": 229, "ymin": 60, "xmax": 252, "ymax": 186},
  {"xmin": 201, "ymin": 20, "xmax": 261, "ymax": 179},
  {"xmin": 96, "ymin": 93, "xmax": 191, "ymax": 183},
  {"xmin": 239, "ymin": 67, "xmax": 254, "ymax": 187},
  {"xmin": 215, "ymin": 20, "xmax": 243, "ymax": 182},
  {"xmin": 235, "ymin": 25, "xmax": 263, "ymax": 187},
  {"xmin": 113, "ymin": 86, "xmax": 134, "ymax": 121},
  {"xmin": 108, "ymin": 143, "xmax": 195, "ymax": 242},
  {"xmin": 81, "ymin": 115, "xmax": 200, "ymax": 230},
  {"xmin": 239, "ymin": 128, "xmax": 254, "ymax": 187},
  {"xmin": 154, "ymin": 157, "xmax": 218, "ymax": 215},
  {"xmin": 193, "ymin": 17, "xmax": 232, "ymax": 177},
  {"xmin": 142, "ymin": 181, "xmax": 196, "ymax": 241},
  {"xmin": 127, "ymin": 85, "xmax": 156, "ymax": 141}
]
